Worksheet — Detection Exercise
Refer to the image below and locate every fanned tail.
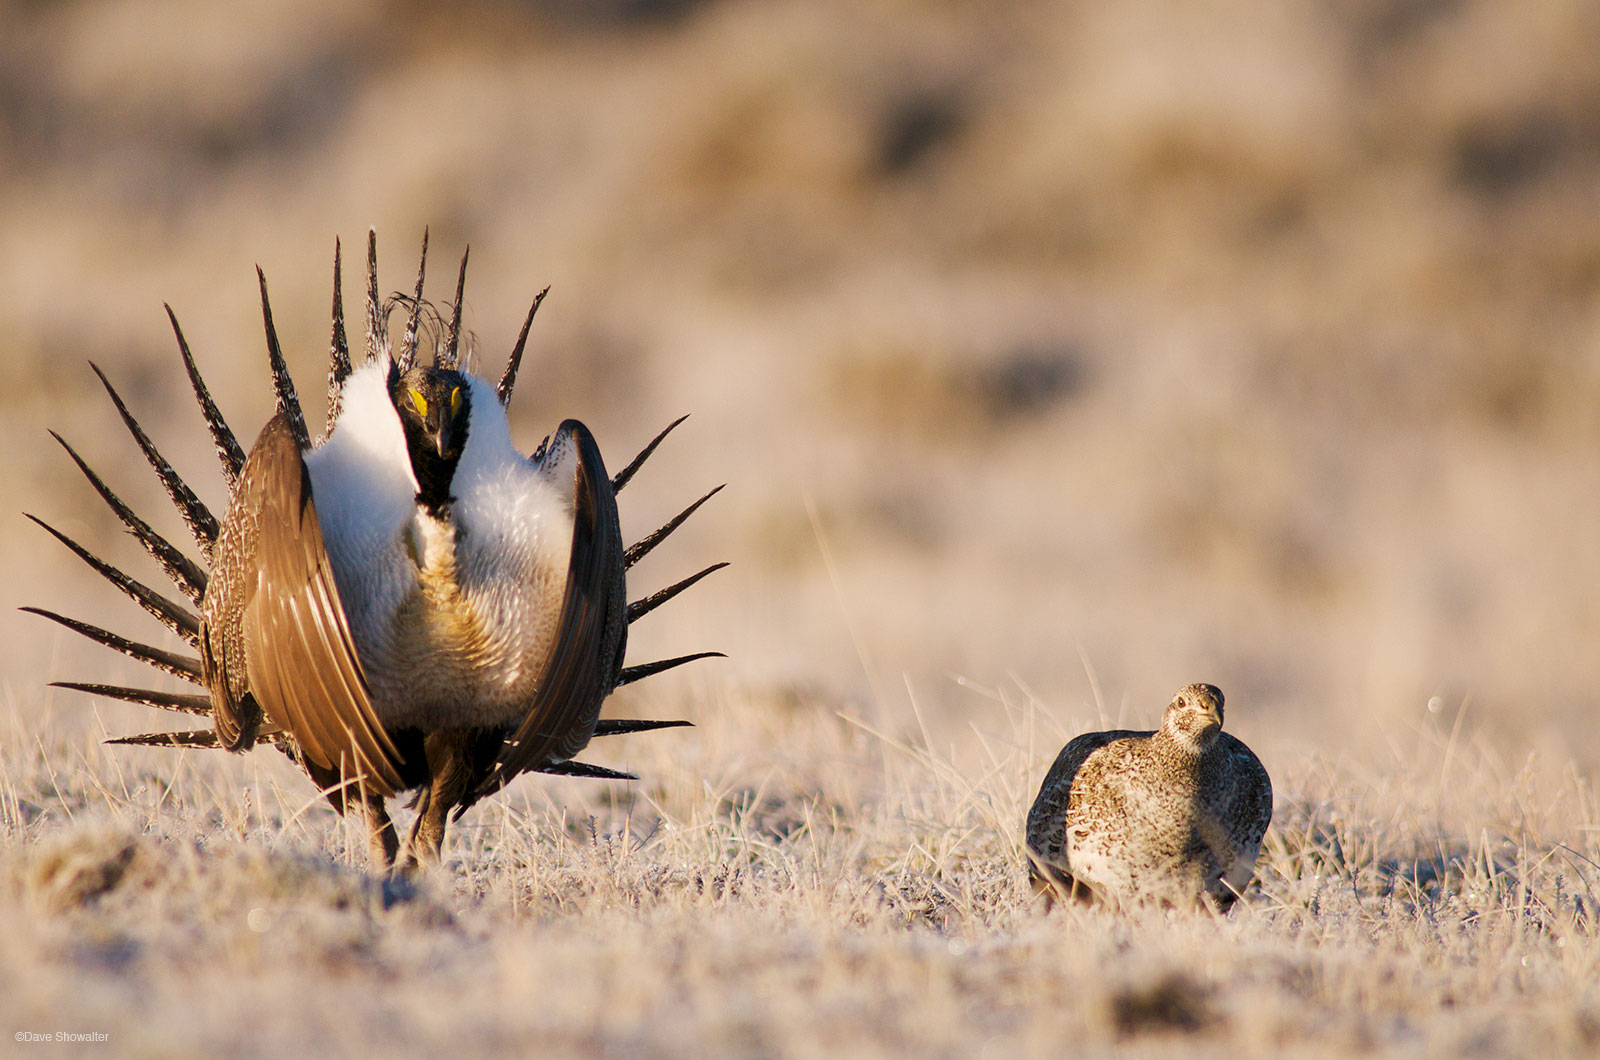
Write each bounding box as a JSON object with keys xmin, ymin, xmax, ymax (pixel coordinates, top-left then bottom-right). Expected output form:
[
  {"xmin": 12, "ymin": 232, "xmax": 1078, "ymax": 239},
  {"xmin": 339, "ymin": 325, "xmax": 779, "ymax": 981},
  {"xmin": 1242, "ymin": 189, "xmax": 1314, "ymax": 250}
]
[
  {"xmin": 48, "ymin": 431, "xmax": 208, "ymax": 605},
  {"xmin": 610, "ymin": 415, "xmax": 725, "ymax": 688},
  {"xmin": 34, "ymin": 351, "xmax": 231, "ymax": 744}
]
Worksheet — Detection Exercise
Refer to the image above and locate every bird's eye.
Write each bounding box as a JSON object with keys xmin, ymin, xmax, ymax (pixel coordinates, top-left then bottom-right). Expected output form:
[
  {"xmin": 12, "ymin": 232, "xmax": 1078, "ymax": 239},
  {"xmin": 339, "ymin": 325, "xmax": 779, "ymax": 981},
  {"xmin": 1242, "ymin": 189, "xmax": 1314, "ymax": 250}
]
[
  {"xmin": 409, "ymin": 389, "xmax": 428, "ymax": 417},
  {"xmin": 1177, "ymin": 696, "xmax": 1187, "ymax": 709},
  {"xmin": 450, "ymin": 386, "xmax": 461, "ymax": 413}
]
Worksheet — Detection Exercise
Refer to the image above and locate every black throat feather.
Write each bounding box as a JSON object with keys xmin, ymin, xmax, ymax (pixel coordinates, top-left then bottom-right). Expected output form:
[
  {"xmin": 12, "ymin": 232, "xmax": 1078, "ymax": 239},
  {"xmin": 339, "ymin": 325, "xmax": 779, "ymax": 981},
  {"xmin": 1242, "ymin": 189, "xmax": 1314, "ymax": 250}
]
[
  {"xmin": 389, "ymin": 361, "xmax": 470, "ymax": 518},
  {"xmin": 407, "ymin": 434, "xmax": 461, "ymax": 518}
]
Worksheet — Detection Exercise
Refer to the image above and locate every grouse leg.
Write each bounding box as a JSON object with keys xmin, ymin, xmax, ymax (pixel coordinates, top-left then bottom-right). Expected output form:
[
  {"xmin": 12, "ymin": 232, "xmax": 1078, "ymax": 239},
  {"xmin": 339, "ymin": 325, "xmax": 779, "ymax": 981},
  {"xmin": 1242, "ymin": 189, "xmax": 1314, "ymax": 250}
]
[
  {"xmin": 306, "ymin": 757, "xmax": 399, "ymax": 872},
  {"xmin": 397, "ymin": 730, "xmax": 476, "ymax": 873},
  {"xmin": 364, "ymin": 792, "xmax": 400, "ymax": 872},
  {"xmin": 1030, "ymin": 863, "xmax": 1095, "ymax": 910}
]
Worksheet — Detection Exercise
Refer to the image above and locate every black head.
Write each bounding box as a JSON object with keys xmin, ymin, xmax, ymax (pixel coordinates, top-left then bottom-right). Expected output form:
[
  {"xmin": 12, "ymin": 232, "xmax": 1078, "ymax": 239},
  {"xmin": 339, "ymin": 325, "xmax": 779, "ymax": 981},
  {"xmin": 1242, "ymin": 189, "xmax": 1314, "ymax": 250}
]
[{"xmin": 389, "ymin": 363, "xmax": 471, "ymax": 514}]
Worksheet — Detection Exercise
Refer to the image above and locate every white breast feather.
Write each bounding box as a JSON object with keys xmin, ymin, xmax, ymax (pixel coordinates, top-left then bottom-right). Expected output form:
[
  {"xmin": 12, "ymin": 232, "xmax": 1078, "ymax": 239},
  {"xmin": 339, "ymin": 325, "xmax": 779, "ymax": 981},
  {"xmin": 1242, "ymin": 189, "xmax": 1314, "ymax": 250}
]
[
  {"xmin": 304, "ymin": 359, "xmax": 419, "ymax": 653},
  {"xmin": 448, "ymin": 375, "xmax": 574, "ymax": 688}
]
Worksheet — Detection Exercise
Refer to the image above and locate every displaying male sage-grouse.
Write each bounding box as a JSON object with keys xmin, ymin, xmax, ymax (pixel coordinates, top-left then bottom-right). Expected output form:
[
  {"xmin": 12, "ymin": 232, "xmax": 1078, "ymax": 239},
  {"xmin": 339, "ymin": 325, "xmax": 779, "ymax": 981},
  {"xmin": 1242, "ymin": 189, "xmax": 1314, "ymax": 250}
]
[
  {"xmin": 26, "ymin": 231, "xmax": 725, "ymax": 873},
  {"xmin": 1025, "ymin": 683, "xmax": 1271, "ymax": 910}
]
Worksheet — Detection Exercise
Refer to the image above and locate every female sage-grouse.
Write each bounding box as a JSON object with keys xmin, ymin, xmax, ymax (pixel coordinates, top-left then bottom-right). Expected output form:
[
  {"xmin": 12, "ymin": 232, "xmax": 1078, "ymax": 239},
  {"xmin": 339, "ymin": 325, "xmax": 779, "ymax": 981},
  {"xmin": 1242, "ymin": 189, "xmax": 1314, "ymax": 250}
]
[
  {"xmin": 27, "ymin": 231, "xmax": 724, "ymax": 873},
  {"xmin": 1025, "ymin": 683, "xmax": 1271, "ymax": 909}
]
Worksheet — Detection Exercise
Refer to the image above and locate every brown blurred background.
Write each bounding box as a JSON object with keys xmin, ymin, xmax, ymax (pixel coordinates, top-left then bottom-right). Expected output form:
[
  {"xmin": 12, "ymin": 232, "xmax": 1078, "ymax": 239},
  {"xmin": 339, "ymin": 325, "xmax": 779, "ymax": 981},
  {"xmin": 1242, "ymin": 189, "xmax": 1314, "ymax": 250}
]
[{"xmin": 3, "ymin": 0, "xmax": 1599, "ymax": 765}]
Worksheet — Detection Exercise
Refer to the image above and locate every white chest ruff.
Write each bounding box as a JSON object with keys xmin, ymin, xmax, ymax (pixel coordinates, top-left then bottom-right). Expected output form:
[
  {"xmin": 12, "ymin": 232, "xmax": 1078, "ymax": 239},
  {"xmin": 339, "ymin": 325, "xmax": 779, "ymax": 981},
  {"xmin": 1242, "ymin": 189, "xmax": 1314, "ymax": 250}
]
[
  {"xmin": 378, "ymin": 470, "xmax": 571, "ymax": 730},
  {"xmin": 307, "ymin": 365, "xmax": 574, "ymax": 731}
]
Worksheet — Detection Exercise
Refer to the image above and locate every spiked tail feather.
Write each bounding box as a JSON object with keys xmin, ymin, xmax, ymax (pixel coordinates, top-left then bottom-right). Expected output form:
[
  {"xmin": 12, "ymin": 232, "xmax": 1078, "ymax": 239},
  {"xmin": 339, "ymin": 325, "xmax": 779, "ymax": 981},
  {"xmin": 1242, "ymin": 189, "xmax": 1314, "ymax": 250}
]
[
  {"xmin": 365, "ymin": 229, "xmax": 384, "ymax": 363},
  {"xmin": 26, "ymin": 515, "xmax": 201, "ymax": 648},
  {"xmin": 397, "ymin": 228, "xmax": 428, "ymax": 373},
  {"xmin": 257, "ymin": 268, "xmax": 310, "ymax": 451},
  {"xmin": 108, "ymin": 729, "xmax": 294, "ymax": 750},
  {"xmin": 612, "ymin": 415, "xmax": 689, "ymax": 494},
  {"xmin": 625, "ymin": 485, "xmax": 724, "ymax": 569},
  {"xmin": 107, "ymin": 729, "xmax": 220, "ymax": 748},
  {"xmin": 445, "ymin": 245, "xmax": 468, "ymax": 369},
  {"xmin": 591, "ymin": 719, "xmax": 693, "ymax": 737},
  {"xmin": 166, "ymin": 306, "xmax": 245, "ymax": 489},
  {"xmin": 50, "ymin": 681, "xmax": 211, "ymax": 716},
  {"xmin": 536, "ymin": 760, "xmax": 639, "ymax": 781},
  {"xmin": 90, "ymin": 363, "xmax": 220, "ymax": 556},
  {"xmin": 325, "ymin": 237, "xmax": 351, "ymax": 438},
  {"xmin": 617, "ymin": 652, "xmax": 725, "ymax": 688},
  {"xmin": 22, "ymin": 607, "xmax": 201, "ymax": 683},
  {"xmin": 627, "ymin": 562, "xmax": 728, "ymax": 624},
  {"xmin": 497, "ymin": 285, "xmax": 549, "ymax": 406}
]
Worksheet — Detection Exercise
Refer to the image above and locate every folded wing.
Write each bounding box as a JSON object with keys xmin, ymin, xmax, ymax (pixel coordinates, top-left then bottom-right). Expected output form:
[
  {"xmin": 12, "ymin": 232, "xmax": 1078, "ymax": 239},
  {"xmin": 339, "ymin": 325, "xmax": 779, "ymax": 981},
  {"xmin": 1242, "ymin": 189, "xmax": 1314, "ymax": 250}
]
[
  {"xmin": 473, "ymin": 420, "xmax": 626, "ymax": 801},
  {"xmin": 233, "ymin": 414, "xmax": 406, "ymax": 796}
]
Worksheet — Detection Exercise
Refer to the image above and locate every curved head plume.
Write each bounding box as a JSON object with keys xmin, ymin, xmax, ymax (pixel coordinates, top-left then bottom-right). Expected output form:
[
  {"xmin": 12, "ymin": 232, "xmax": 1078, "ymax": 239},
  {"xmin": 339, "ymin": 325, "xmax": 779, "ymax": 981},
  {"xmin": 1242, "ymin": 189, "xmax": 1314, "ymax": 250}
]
[
  {"xmin": 373, "ymin": 231, "xmax": 473, "ymax": 374},
  {"xmin": 331, "ymin": 230, "xmax": 550, "ymax": 419}
]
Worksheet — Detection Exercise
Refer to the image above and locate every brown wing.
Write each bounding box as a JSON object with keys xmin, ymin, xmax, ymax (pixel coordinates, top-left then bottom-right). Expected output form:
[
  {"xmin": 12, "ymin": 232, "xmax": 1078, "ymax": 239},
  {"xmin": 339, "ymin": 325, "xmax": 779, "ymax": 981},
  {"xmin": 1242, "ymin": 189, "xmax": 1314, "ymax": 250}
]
[
  {"xmin": 1222, "ymin": 734, "xmax": 1273, "ymax": 850},
  {"xmin": 473, "ymin": 420, "xmax": 625, "ymax": 801},
  {"xmin": 1025, "ymin": 729, "xmax": 1144, "ymax": 867},
  {"xmin": 237, "ymin": 415, "xmax": 405, "ymax": 797}
]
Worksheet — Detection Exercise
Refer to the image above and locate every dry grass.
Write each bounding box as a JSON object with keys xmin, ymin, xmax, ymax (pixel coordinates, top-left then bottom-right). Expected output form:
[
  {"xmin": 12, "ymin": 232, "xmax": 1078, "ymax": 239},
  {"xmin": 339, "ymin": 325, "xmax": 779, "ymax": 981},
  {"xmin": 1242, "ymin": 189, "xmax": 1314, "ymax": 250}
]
[
  {"xmin": 2, "ymin": 681, "xmax": 1598, "ymax": 1058},
  {"xmin": 4, "ymin": 0, "xmax": 1600, "ymax": 1054}
]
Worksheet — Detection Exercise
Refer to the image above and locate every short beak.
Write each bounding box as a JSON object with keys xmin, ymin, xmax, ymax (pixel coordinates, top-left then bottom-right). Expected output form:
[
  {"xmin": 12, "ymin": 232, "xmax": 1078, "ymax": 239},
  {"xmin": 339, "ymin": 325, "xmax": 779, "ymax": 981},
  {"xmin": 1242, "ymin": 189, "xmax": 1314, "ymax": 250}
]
[{"xmin": 430, "ymin": 406, "xmax": 456, "ymax": 458}]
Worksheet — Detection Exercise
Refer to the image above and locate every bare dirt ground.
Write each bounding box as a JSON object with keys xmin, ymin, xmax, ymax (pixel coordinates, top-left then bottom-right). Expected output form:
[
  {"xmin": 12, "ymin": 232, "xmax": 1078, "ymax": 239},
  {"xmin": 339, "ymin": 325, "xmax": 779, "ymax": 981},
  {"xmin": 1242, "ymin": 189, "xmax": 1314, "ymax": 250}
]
[{"xmin": 3, "ymin": 0, "xmax": 1600, "ymax": 1055}]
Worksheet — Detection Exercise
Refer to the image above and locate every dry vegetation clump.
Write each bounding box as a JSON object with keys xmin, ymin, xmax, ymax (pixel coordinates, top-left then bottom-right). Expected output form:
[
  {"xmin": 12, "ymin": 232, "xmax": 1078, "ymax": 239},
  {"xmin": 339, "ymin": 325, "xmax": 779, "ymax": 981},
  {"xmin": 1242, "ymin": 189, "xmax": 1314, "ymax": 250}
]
[{"xmin": 2, "ymin": 684, "xmax": 1598, "ymax": 1057}]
